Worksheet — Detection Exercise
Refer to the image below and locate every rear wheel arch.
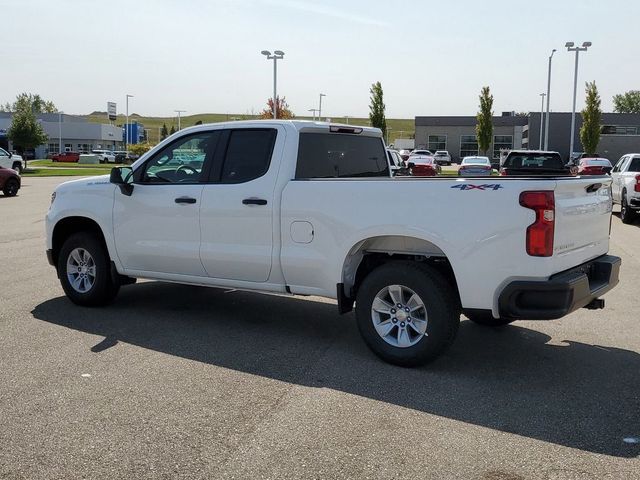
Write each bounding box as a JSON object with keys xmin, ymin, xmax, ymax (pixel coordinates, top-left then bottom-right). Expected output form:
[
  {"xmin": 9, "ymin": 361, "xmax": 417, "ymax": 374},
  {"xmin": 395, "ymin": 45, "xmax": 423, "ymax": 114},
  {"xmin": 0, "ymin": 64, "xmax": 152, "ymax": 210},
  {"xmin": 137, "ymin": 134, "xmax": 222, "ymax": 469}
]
[{"xmin": 340, "ymin": 235, "xmax": 461, "ymax": 310}]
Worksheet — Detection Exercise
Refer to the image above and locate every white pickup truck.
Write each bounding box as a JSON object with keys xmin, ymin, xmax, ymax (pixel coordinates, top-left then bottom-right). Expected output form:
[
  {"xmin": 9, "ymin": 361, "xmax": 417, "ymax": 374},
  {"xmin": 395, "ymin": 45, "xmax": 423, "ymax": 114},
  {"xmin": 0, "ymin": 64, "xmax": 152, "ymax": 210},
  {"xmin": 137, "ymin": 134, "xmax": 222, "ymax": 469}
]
[
  {"xmin": 0, "ymin": 147, "xmax": 24, "ymax": 173},
  {"xmin": 611, "ymin": 153, "xmax": 640, "ymax": 224},
  {"xmin": 46, "ymin": 121, "xmax": 620, "ymax": 366}
]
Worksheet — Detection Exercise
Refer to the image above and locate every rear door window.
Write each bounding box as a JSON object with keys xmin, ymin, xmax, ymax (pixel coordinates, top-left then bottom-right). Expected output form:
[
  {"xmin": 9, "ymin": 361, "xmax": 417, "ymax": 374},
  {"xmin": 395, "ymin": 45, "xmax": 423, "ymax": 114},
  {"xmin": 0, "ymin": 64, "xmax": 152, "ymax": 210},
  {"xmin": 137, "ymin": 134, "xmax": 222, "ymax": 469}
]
[
  {"xmin": 218, "ymin": 129, "xmax": 277, "ymax": 183},
  {"xmin": 296, "ymin": 133, "xmax": 388, "ymax": 178}
]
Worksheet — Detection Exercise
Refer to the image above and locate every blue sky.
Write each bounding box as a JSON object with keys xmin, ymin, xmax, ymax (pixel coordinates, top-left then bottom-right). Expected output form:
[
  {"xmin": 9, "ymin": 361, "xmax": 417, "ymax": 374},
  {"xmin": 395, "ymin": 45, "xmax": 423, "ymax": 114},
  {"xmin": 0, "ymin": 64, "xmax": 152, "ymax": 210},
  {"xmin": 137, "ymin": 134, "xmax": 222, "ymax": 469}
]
[{"xmin": 3, "ymin": 0, "xmax": 636, "ymax": 119}]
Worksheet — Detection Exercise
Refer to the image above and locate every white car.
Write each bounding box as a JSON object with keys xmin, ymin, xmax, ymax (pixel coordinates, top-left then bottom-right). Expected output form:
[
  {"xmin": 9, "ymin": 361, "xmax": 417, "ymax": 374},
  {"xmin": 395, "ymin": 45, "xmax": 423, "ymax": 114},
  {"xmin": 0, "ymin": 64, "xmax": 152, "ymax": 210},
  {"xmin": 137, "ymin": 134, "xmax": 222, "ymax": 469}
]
[
  {"xmin": 92, "ymin": 149, "xmax": 116, "ymax": 163},
  {"xmin": 611, "ymin": 153, "xmax": 640, "ymax": 224},
  {"xmin": 433, "ymin": 150, "xmax": 452, "ymax": 165},
  {"xmin": 458, "ymin": 156, "xmax": 492, "ymax": 176},
  {"xmin": 46, "ymin": 120, "xmax": 620, "ymax": 366},
  {"xmin": 0, "ymin": 147, "xmax": 24, "ymax": 173}
]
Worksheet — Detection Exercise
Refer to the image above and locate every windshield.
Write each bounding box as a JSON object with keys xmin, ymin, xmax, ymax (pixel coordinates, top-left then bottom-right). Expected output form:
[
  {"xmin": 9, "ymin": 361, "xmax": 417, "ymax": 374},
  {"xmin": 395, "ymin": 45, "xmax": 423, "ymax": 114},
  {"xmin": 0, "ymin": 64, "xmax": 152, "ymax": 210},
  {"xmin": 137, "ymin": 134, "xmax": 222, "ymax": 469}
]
[
  {"xmin": 410, "ymin": 156, "xmax": 434, "ymax": 165},
  {"xmin": 435, "ymin": 151, "xmax": 447, "ymax": 156},
  {"xmin": 582, "ymin": 158, "xmax": 611, "ymax": 167},
  {"xmin": 503, "ymin": 153, "xmax": 564, "ymax": 170}
]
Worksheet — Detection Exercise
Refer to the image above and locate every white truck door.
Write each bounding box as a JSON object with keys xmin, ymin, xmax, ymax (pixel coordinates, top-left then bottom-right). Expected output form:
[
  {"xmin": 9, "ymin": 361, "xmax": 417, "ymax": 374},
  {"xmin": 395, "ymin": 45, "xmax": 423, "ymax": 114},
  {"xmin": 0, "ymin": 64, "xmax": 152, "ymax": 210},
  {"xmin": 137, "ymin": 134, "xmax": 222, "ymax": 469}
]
[
  {"xmin": 199, "ymin": 127, "xmax": 283, "ymax": 282},
  {"xmin": 610, "ymin": 156, "xmax": 627, "ymax": 202},
  {"xmin": 113, "ymin": 130, "xmax": 220, "ymax": 276}
]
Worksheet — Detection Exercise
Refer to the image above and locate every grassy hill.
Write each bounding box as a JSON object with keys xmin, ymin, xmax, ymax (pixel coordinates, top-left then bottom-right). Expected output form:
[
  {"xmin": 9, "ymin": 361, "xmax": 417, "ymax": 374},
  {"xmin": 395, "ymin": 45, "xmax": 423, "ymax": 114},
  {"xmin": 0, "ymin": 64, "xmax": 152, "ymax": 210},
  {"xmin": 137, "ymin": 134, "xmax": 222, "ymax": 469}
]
[{"xmin": 84, "ymin": 112, "xmax": 415, "ymax": 145}]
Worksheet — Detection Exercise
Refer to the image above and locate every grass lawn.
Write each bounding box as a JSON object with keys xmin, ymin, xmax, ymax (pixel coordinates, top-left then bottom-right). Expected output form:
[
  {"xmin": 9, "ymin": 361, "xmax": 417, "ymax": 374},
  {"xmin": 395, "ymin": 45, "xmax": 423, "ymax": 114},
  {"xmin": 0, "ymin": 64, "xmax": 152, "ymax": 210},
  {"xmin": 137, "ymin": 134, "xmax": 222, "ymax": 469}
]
[
  {"xmin": 29, "ymin": 160, "xmax": 126, "ymax": 169},
  {"xmin": 23, "ymin": 168, "xmax": 109, "ymax": 177}
]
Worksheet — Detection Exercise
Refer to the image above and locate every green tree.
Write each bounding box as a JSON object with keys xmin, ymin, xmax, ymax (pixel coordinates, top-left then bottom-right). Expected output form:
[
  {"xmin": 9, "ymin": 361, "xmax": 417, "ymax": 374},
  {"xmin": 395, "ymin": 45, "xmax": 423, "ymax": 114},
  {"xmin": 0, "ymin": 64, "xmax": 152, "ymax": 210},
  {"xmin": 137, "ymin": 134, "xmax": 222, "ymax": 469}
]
[
  {"xmin": 476, "ymin": 86, "xmax": 494, "ymax": 156},
  {"xmin": 160, "ymin": 123, "xmax": 169, "ymax": 140},
  {"xmin": 580, "ymin": 81, "xmax": 602, "ymax": 155},
  {"xmin": 6, "ymin": 93, "xmax": 57, "ymax": 113},
  {"xmin": 8, "ymin": 108, "xmax": 48, "ymax": 169},
  {"xmin": 170, "ymin": 125, "xmax": 176, "ymax": 135},
  {"xmin": 129, "ymin": 143, "xmax": 153, "ymax": 158},
  {"xmin": 368, "ymin": 81, "xmax": 387, "ymax": 140},
  {"xmin": 612, "ymin": 90, "xmax": 640, "ymax": 114},
  {"xmin": 259, "ymin": 96, "xmax": 295, "ymax": 119}
]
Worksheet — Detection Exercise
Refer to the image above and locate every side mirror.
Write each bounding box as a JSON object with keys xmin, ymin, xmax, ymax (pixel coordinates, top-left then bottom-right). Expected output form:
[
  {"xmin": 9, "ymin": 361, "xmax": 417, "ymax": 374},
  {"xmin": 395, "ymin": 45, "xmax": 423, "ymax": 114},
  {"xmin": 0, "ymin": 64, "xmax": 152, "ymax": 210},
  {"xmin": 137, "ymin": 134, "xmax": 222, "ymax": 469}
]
[
  {"xmin": 110, "ymin": 166, "xmax": 134, "ymax": 196},
  {"xmin": 8, "ymin": 152, "xmax": 12, "ymax": 159}
]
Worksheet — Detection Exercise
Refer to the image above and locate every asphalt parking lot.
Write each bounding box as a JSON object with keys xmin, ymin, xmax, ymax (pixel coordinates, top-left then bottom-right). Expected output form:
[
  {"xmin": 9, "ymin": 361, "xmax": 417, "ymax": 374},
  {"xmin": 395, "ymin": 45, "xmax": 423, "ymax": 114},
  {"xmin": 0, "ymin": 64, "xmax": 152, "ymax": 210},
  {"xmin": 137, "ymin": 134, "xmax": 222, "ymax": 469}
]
[{"xmin": 1, "ymin": 176, "xmax": 639, "ymax": 479}]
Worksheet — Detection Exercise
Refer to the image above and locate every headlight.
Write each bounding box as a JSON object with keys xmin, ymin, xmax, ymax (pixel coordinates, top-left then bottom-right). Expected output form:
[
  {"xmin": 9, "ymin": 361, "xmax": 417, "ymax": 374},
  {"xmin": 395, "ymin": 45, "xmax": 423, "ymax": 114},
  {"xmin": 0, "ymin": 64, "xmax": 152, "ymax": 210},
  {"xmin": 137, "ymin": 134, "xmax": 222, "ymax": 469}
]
[{"xmin": 50, "ymin": 191, "xmax": 56, "ymax": 207}]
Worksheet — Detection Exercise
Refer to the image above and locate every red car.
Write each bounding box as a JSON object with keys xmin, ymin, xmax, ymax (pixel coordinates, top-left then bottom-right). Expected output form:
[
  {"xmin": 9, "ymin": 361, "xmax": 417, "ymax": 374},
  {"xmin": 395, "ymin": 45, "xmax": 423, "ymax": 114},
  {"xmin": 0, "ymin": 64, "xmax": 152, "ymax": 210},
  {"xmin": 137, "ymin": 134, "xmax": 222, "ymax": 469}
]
[
  {"xmin": 408, "ymin": 155, "xmax": 441, "ymax": 176},
  {"xmin": 51, "ymin": 151, "xmax": 80, "ymax": 162},
  {"xmin": 0, "ymin": 166, "xmax": 21, "ymax": 196},
  {"xmin": 577, "ymin": 157, "xmax": 612, "ymax": 175}
]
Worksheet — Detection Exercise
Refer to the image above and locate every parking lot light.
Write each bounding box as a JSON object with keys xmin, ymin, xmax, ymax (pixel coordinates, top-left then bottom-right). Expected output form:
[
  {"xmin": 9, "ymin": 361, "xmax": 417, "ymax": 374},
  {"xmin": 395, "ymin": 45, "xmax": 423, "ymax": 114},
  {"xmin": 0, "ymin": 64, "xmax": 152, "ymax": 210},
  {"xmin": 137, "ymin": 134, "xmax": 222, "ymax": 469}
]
[
  {"xmin": 261, "ymin": 50, "xmax": 285, "ymax": 119},
  {"xmin": 566, "ymin": 42, "xmax": 591, "ymax": 161},
  {"xmin": 544, "ymin": 49, "xmax": 556, "ymax": 150}
]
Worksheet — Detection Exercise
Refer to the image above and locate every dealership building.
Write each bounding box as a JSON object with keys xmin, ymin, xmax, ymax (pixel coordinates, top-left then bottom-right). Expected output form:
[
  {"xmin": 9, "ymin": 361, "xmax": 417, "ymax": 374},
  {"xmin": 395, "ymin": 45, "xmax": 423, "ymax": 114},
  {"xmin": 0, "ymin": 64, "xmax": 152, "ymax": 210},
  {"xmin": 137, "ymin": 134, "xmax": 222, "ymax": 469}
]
[
  {"xmin": 415, "ymin": 112, "xmax": 640, "ymax": 163},
  {"xmin": 0, "ymin": 112, "xmax": 124, "ymax": 158}
]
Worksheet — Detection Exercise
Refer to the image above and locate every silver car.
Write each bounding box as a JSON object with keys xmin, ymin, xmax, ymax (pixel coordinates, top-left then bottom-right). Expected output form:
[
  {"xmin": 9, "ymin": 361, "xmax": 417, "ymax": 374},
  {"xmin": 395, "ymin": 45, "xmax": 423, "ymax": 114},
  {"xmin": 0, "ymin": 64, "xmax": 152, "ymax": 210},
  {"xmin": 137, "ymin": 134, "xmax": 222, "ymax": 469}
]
[{"xmin": 458, "ymin": 156, "xmax": 492, "ymax": 176}]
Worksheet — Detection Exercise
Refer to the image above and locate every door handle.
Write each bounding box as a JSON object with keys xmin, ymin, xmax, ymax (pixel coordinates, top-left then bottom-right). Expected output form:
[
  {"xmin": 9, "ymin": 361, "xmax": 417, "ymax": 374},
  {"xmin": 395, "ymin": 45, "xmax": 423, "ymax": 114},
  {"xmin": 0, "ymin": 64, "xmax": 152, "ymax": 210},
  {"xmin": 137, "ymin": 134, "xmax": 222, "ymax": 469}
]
[
  {"xmin": 175, "ymin": 196, "xmax": 197, "ymax": 204},
  {"xmin": 242, "ymin": 198, "xmax": 267, "ymax": 206}
]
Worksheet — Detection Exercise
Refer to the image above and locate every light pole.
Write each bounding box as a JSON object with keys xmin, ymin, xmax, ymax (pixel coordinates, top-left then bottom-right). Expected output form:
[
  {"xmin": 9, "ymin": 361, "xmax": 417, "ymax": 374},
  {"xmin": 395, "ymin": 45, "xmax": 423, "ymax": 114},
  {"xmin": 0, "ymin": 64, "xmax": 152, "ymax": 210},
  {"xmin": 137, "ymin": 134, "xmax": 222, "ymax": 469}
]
[
  {"xmin": 539, "ymin": 93, "xmax": 546, "ymax": 149},
  {"xmin": 174, "ymin": 110, "xmax": 186, "ymax": 131},
  {"xmin": 261, "ymin": 50, "xmax": 285, "ymax": 119},
  {"xmin": 318, "ymin": 93, "xmax": 326, "ymax": 121},
  {"xmin": 544, "ymin": 49, "xmax": 556, "ymax": 150},
  {"xmin": 566, "ymin": 41, "xmax": 591, "ymax": 160},
  {"xmin": 125, "ymin": 94, "xmax": 133, "ymax": 151},
  {"xmin": 57, "ymin": 111, "xmax": 63, "ymax": 153},
  {"xmin": 308, "ymin": 108, "xmax": 318, "ymax": 120}
]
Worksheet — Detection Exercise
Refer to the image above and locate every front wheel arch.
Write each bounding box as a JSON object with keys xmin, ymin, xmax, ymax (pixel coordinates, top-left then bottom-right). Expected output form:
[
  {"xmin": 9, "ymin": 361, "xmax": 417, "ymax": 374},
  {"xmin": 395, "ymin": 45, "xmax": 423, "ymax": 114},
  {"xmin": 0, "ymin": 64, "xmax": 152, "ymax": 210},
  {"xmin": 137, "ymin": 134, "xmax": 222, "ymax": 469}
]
[{"xmin": 52, "ymin": 217, "xmax": 110, "ymax": 270}]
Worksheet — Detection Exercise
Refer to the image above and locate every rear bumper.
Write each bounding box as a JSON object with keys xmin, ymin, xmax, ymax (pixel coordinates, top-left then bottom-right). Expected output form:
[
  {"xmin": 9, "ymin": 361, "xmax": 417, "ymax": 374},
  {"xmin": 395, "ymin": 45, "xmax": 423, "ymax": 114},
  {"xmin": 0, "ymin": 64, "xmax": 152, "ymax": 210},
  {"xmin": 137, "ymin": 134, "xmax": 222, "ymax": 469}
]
[
  {"xmin": 629, "ymin": 197, "xmax": 640, "ymax": 209},
  {"xmin": 498, "ymin": 254, "xmax": 621, "ymax": 320}
]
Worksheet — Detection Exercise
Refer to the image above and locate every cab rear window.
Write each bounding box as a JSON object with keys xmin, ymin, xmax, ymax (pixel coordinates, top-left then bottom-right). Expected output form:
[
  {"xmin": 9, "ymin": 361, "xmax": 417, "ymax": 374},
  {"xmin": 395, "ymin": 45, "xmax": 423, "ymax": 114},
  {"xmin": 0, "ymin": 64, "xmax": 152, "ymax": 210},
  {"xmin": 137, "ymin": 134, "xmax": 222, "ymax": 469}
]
[{"xmin": 295, "ymin": 133, "xmax": 388, "ymax": 179}]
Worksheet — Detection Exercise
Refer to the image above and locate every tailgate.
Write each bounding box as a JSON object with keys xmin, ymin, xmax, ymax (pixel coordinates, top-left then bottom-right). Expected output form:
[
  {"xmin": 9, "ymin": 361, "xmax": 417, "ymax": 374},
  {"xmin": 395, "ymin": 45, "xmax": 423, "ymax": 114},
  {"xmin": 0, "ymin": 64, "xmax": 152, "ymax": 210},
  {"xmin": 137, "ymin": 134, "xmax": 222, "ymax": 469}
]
[{"xmin": 552, "ymin": 176, "xmax": 612, "ymax": 272}]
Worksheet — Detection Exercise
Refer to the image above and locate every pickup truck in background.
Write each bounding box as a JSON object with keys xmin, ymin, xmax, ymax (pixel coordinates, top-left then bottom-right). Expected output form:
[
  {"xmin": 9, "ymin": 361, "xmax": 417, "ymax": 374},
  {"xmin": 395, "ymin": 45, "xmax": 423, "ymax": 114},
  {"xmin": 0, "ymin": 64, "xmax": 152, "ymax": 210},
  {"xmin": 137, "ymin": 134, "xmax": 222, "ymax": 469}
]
[
  {"xmin": 45, "ymin": 121, "xmax": 620, "ymax": 366},
  {"xmin": 500, "ymin": 150, "xmax": 575, "ymax": 176},
  {"xmin": 0, "ymin": 147, "xmax": 24, "ymax": 173},
  {"xmin": 611, "ymin": 153, "xmax": 640, "ymax": 224}
]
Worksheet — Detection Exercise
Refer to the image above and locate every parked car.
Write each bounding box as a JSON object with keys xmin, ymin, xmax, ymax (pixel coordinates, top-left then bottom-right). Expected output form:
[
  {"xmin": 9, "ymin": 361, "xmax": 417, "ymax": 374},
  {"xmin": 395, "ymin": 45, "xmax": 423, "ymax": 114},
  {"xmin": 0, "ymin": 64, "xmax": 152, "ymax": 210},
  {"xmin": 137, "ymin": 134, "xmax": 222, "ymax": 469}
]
[
  {"xmin": 0, "ymin": 147, "xmax": 24, "ymax": 173},
  {"xmin": 611, "ymin": 153, "xmax": 640, "ymax": 224},
  {"xmin": 46, "ymin": 120, "xmax": 620, "ymax": 367},
  {"xmin": 51, "ymin": 151, "xmax": 80, "ymax": 163},
  {"xmin": 398, "ymin": 149, "xmax": 413, "ymax": 161},
  {"xmin": 387, "ymin": 149, "xmax": 409, "ymax": 176},
  {"xmin": 458, "ymin": 156, "xmax": 492, "ymax": 176},
  {"xmin": 92, "ymin": 150, "xmax": 116, "ymax": 163},
  {"xmin": 577, "ymin": 157, "xmax": 612, "ymax": 175},
  {"xmin": 410, "ymin": 149, "xmax": 433, "ymax": 157},
  {"xmin": 500, "ymin": 150, "xmax": 574, "ymax": 176},
  {"xmin": 569, "ymin": 152, "xmax": 602, "ymax": 165},
  {"xmin": 433, "ymin": 150, "xmax": 452, "ymax": 166},
  {"xmin": 0, "ymin": 165, "xmax": 21, "ymax": 196},
  {"xmin": 407, "ymin": 154, "xmax": 440, "ymax": 176}
]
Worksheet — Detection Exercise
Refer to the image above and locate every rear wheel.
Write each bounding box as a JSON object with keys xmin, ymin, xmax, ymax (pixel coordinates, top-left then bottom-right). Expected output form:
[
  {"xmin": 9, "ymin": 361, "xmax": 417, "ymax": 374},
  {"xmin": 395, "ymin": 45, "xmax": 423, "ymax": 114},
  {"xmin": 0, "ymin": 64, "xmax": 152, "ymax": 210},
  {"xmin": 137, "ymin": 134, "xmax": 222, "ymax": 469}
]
[
  {"xmin": 355, "ymin": 262, "xmax": 460, "ymax": 367},
  {"xmin": 58, "ymin": 232, "xmax": 120, "ymax": 306},
  {"xmin": 621, "ymin": 191, "xmax": 636, "ymax": 225},
  {"xmin": 2, "ymin": 178, "xmax": 19, "ymax": 196},
  {"xmin": 465, "ymin": 311, "xmax": 515, "ymax": 327}
]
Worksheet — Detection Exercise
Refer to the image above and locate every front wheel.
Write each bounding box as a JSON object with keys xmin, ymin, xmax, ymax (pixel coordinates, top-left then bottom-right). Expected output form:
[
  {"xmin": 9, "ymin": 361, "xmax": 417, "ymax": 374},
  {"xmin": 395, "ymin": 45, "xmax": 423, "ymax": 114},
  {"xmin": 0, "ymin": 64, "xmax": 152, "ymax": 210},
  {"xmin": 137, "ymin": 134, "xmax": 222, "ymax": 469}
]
[
  {"xmin": 12, "ymin": 162, "xmax": 23, "ymax": 174},
  {"xmin": 2, "ymin": 178, "xmax": 19, "ymax": 196},
  {"xmin": 58, "ymin": 232, "xmax": 120, "ymax": 306},
  {"xmin": 355, "ymin": 262, "xmax": 460, "ymax": 367}
]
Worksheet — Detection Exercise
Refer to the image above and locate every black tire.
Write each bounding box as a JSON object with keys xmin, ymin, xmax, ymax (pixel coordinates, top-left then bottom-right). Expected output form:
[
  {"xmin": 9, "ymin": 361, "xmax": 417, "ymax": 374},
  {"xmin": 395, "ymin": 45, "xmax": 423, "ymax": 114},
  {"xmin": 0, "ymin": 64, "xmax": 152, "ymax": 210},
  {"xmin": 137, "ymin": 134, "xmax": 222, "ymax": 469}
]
[
  {"xmin": 355, "ymin": 261, "xmax": 460, "ymax": 367},
  {"xmin": 57, "ymin": 232, "xmax": 120, "ymax": 306},
  {"xmin": 12, "ymin": 162, "xmax": 23, "ymax": 174},
  {"xmin": 2, "ymin": 178, "xmax": 19, "ymax": 197},
  {"xmin": 621, "ymin": 191, "xmax": 636, "ymax": 225},
  {"xmin": 465, "ymin": 311, "xmax": 515, "ymax": 327}
]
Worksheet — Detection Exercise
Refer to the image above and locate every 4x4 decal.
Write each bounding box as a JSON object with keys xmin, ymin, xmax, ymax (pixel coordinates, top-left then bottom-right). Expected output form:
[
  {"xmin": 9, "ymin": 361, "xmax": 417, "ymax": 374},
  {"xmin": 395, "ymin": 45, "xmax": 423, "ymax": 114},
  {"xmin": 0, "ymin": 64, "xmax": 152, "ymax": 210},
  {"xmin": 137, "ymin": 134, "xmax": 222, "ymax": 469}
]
[{"xmin": 451, "ymin": 184, "xmax": 503, "ymax": 191}]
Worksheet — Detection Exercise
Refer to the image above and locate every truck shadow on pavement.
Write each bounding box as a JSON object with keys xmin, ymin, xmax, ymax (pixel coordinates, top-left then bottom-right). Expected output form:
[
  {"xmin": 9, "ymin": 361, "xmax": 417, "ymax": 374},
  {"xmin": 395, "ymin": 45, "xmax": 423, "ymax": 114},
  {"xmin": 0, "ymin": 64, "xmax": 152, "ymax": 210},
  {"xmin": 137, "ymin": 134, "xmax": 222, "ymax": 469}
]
[{"xmin": 32, "ymin": 282, "xmax": 640, "ymax": 458}]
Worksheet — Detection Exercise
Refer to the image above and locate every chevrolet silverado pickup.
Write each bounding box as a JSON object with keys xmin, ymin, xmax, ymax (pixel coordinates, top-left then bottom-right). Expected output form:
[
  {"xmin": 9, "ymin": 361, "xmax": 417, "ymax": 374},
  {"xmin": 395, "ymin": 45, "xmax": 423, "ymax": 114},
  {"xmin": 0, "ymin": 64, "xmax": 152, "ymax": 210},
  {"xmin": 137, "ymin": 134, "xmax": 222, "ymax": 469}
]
[
  {"xmin": 45, "ymin": 121, "xmax": 621, "ymax": 366},
  {"xmin": 611, "ymin": 153, "xmax": 640, "ymax": 224}
]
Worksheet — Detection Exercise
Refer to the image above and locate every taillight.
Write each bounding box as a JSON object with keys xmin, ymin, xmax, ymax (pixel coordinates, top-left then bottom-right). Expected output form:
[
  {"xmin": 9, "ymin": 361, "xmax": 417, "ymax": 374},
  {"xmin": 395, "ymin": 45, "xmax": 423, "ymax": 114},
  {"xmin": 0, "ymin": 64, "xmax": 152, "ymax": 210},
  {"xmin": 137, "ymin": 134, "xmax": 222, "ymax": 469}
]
[
  {"xmin": 635, "ymin": 174, "xmax": 640, "ymax": 193},
  {"xmin": 519, "ymin": 191, "xmax": 555, "ymax": 257},
  {"xmin": 499, "ymin": 168, "xmax": 506, "ymax": 175}
]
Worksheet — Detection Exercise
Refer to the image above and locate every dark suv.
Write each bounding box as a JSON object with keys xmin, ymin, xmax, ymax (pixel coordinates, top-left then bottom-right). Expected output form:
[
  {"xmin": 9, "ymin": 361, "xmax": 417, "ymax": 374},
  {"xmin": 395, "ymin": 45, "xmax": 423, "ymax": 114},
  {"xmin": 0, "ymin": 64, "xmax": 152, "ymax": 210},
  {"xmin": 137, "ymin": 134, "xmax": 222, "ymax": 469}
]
[{"xmin": 500, "ymin": 150, "xmax": 574, "ymax": 176}]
